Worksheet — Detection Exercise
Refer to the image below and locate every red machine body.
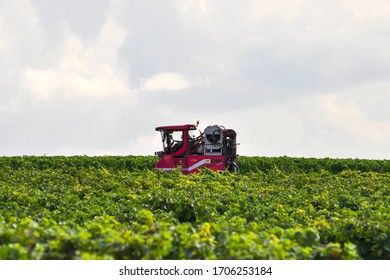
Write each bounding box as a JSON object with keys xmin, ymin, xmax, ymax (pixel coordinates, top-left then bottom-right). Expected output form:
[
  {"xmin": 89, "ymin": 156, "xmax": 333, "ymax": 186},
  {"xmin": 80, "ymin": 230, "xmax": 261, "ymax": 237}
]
[{"xmin": 155, "ymin": 123, "xmax": 238, "ymax": 174}]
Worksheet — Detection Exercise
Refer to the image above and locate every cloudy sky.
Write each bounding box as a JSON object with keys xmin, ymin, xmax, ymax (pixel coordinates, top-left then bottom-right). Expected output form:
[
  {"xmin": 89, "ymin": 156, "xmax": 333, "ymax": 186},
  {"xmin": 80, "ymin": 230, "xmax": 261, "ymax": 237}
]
[{"xmin": 1, "ymin": 0, "xmax": 390, "ymax": 159}]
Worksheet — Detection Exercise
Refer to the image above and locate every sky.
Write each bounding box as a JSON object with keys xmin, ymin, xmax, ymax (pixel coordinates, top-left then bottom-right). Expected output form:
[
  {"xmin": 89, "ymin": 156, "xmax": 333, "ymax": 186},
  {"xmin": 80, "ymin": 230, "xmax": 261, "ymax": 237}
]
[{"xmin": 1, "ymin": 0, "xmax": 390, "ymax": 159}]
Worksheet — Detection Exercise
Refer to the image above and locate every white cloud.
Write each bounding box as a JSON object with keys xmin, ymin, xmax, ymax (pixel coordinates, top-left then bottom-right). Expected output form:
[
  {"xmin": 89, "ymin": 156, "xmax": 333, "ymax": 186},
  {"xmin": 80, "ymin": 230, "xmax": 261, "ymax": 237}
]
[
  {"xmin": 22, "ymin": 19, "xmax": 131, "ymax": 101},
  {"xmin": 0, "ymin": 0, "xmax": 47, "ymax": 64},
  {"xmin": 285, "ymin": 93, "xmax": 390, "ymax": 159},
  {"xmin": 177, "ymin": 0, "xmax": 213, "ymax": 14},
  {"xmin": 128, "ymin": 134, "xmax": 163, "ymax": 156},
  {"xmin": 2, "ymin": 0, "xmax": 390, "ymax": 158},
  {"xmin": 140, "ymin": 72, "xmax": 191, "ymax": 92},
  {"xmin": 236, "ymin": 1, "xmax": 390, "ymax": 94},
  {"xmin": 57, "ymin": 131, "xmax": 163, "ymax": 156},
  {"xmin": 0, "ymin": 17, "xmax": 7, "ymax": 55},
  {"xmin": 320, "ymin": 94, "xmax": 390, "ymax": 144},
  {"xmin": 343, "ymin": 0, "xmax": 390, "ymax": 18},
  {"xmin": 196, "ymin": 89, "xmax": 390, "ymax": 159},
  {"xmin": 205, "ymin": 104, "xmax": 306, "ymax": 157},
  {"xmin": 246, "ymin": 0, "xmax": 306, "ymax": 22}
]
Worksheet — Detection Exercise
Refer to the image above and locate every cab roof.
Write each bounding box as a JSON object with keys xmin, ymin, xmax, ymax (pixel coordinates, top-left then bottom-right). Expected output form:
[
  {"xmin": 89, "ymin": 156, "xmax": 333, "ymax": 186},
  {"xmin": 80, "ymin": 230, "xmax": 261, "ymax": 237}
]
[{"xmin": 155, "ymin": 124, "xmax": 197, "ymax": 131}]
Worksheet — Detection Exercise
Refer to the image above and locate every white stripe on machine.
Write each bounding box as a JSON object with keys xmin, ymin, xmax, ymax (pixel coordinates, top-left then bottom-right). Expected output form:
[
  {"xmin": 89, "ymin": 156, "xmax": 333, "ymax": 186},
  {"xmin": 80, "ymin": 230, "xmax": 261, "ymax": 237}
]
[
  {"xmin": 188, "ymin": 159, "xmax": 211, "ymax": 171},
  {"xmin": 157, "ymin": 159, "xmax": 212, "ymax": 172}
]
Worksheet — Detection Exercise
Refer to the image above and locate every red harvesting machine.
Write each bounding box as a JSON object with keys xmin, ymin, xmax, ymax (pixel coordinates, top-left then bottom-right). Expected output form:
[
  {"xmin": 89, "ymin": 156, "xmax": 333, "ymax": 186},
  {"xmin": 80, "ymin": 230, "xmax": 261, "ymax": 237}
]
[{"xmin": 155, "ymin": 122, "xmax": 238, "ymax": 174}]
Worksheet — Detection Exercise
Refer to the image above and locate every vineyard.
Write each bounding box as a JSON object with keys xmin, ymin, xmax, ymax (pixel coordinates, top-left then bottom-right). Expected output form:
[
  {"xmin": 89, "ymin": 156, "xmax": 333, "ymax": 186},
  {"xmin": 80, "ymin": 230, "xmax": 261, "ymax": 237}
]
[{"xmin": 0, "ymin": 156, "xmax": 389, "ymax": 260}]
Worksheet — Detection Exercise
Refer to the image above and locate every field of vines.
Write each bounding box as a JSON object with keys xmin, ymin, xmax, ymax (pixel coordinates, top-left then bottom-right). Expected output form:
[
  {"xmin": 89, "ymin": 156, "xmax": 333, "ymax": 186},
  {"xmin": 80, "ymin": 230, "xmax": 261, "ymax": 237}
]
[{"xmin": 1, "ymin": 156, "xmax": 389, "ymax": 260}]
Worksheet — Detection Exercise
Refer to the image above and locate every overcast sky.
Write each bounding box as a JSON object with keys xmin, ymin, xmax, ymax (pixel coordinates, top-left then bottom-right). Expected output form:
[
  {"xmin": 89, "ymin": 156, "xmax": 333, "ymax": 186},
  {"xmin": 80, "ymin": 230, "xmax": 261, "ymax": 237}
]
[{"xmin": 1, "ymin": 0, "xmax": 390, "ymax": 159}]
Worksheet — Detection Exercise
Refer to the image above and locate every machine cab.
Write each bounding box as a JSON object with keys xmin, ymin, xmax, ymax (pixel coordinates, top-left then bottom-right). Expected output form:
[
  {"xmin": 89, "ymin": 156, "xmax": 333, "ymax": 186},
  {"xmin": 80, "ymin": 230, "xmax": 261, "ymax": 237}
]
[{"xmin": 155, "ymin": 124, "xmax": 197, "ymax": 158}]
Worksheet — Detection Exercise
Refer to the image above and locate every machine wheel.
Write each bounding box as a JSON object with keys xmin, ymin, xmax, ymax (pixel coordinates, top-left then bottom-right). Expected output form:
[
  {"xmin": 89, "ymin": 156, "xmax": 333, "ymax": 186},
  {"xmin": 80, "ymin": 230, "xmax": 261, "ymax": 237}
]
[{"xmin": 228, "ymin": 162, "xmax": 239, "ymax": 173}]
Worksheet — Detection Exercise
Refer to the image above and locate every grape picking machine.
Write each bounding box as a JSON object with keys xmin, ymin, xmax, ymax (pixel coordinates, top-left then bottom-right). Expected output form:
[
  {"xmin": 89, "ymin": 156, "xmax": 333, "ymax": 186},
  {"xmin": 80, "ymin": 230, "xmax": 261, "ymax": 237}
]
[{"xmin": 155, "ymin": 122, "xmax": 238, "ymax": 174}]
